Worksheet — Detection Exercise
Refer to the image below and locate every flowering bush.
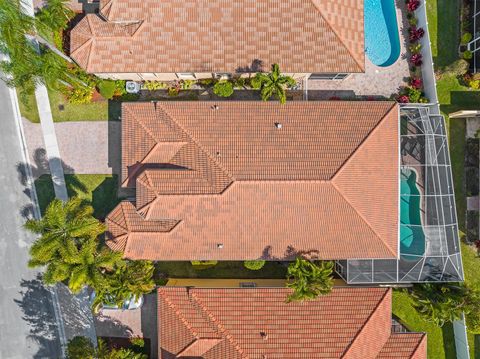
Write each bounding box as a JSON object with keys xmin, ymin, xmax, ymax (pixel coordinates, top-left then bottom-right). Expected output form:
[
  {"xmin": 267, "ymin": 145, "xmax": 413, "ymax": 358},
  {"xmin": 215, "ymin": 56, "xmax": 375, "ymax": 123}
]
[
  {"xmin": 397, "ymin": 95, "xmax": 410, "ymax": 103},
  {"xmin": 410, "ymin": 53, "xmax": 423, "ymax": 66},
  {"xmin": 409, "ymin": 77, "xmax": 423, "ymax": 89},
  {"xmin": 407, "ymin": 87, "xmax": 422, "ymax": 103},
  {"xmin": 409, "ymin": 26, "xmax": 425, "ymax": 42},
  {"xmin": 406, "ymin": 0, "xmax": 420, "ymax": 12}
]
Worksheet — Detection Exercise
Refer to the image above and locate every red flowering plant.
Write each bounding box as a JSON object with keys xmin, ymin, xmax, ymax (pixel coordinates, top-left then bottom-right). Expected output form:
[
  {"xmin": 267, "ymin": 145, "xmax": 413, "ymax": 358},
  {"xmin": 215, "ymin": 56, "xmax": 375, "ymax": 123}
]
[
  {"xmin": 397, "ymin": 95, "xmax": 410, "ymax": 103},
  {"xmin": 410, "ymin": 53, "xmax": 423, "ymax": 66},
  {"xmin": 406, "ymin": 0, "xmax": 420, "ymax": 12},
  {"xmin": 409, "ymin": 26, "xmax": 425, "ymax": 42},
  {"xmin": 409, "ymin": 77, "xmax": 423, "ymax": 89}
]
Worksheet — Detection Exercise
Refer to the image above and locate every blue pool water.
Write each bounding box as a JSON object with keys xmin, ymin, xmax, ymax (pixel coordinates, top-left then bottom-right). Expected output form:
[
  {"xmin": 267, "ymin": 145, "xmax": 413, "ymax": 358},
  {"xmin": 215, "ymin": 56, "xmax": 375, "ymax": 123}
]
[
  {"xmin": 400, "ymin": 169, "xmax": 425, "ymax": 257},
  {"xmin": 364, "ymin": 0, "xmax": 401, "ymax": 67}
]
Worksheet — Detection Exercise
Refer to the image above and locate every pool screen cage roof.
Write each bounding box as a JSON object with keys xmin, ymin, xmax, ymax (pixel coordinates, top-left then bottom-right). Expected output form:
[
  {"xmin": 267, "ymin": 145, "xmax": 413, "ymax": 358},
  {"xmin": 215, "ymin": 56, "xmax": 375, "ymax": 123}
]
[{"xmin": 336, "ymin": 105, "xmax": 463, "ymax": 284}]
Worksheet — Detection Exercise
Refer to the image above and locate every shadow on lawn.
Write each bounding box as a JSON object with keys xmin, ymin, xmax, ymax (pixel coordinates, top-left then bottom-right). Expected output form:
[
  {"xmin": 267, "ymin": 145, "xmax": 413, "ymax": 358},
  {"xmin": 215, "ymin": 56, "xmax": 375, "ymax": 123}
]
[
  {"xmin": 431, "ymin": 0, "xmax": 460, "ymax": 69},
  {"xmin": 441, "ymin": 323, "xmax": 458, "ymax": 359}
]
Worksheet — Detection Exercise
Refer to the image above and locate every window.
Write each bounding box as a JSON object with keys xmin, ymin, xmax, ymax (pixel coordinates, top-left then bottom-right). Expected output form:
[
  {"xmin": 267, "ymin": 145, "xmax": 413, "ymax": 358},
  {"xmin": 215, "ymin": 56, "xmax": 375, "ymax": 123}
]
[
  {"xmin": 239, "ymin": 282, "xmax": 257, "ymax": 288},
  {"xmin": 176, "ymin": 73, "xmax": 196, "ymax": 79},
  {"xmin": 309, "ymin": 73, "xmax": 349, "ymax": 80}
]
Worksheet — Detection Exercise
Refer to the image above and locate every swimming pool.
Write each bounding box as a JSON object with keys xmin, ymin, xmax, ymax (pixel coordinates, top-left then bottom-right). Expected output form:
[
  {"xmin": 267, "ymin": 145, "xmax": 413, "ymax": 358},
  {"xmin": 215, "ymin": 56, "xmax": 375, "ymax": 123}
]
[
  {"xmin": 364, "ymin": 0, "xmax": 401, "ymax": 67},
  {"xmin": 400, "ymin": 169, "xmax": 425, "ymax": 256}
]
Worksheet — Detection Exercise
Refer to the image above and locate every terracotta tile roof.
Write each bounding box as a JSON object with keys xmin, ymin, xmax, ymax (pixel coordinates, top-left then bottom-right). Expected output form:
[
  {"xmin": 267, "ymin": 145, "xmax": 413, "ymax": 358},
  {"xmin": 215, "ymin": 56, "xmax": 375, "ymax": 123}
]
[
  {"xmin": 377, "ymin": 333, "xmax": 427, "ymax": 359},
  {"xmin": 106, "ymin": 101, "xmax": 399, "ymax": 261},
  {"xmin": 157, "ymin": 287, "xmax": 427, "ymax": 359},
  {"xmin": 71, "ymin": 0, "xmax": 364, "ymax": 74}
]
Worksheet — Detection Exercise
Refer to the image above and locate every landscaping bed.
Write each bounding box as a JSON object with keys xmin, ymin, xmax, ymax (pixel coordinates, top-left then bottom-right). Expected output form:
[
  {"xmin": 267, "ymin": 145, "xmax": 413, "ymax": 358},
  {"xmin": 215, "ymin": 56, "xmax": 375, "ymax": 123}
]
[
  {"xmin": 34, "ymin": 174, "xmax": 120, "ymax": 219},
  {"xmin": 155, "ymin": 261, "xmax": 287, "ymax": 281}
]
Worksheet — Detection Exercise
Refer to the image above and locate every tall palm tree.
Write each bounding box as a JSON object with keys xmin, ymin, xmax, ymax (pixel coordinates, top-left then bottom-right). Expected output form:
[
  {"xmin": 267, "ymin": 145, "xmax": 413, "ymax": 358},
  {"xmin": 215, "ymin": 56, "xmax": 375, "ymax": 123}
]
[
  {"xmin": 64, "ymin": 237, "xmax": 123, "ymax": 293},
  {"xmin": 36, "ymin": 0, "xmax": 74, "ymax": 32},
  {"xmin": 25, "ymin": 197, "xmax": 105, "ymax": 268},
  {"xmin": 91, "ymin": 260, "xmax": 155, "ymax": 312},
  {"xmin": 251, "ymin": 63, "xmax": 296, "ymax": 104},
  {"xmin": 285, "ymin": 258, "xmax": 334, "ymax": 302}
]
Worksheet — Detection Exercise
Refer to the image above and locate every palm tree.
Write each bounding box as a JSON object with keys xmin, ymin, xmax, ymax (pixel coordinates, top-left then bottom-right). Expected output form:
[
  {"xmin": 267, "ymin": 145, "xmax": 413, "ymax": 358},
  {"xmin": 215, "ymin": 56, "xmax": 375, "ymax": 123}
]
[
  {"xmin": 63, "ymin": 237, "xmax": 123, "ymax": 293},
  {"xmin": 91, "ymin": 260, "xmax": 155, "ymax": 312},
  {"xmin": 36, "ymin": 0, "xmax": 74, "ymax": 32},
  {"xmin": 251, "ymin": 63, "xmax": 296, "ymax": 104},
  {"xmin": 409, "ymin": 283, "xmax": 478, "ymax": 327},
  {"xmin": 25, "ymin": 197, "xmax": 105, "ymax": 267},
  {"xmin": 285, "ymin": 258, "xmax": 334, "ymax": 302}
]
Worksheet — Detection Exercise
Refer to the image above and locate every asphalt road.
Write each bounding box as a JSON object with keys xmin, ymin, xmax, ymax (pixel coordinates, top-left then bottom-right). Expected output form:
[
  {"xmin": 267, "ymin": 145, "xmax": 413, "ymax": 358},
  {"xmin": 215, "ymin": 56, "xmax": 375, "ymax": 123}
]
[{"xmin": 0, "ymin": 79, "xmax": 62, "ymax": 358}]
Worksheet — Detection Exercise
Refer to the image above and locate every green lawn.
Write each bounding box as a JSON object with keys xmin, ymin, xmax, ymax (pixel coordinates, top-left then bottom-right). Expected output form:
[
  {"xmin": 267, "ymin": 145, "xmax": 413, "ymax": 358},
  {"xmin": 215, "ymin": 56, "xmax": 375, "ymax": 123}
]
[
  {"xmin": 34, "ymin": 174, "xmax": 120, "ymax": 219},
  {"xmin": 18, "ymin": 87, "xmax": 109, "ymax": 123},
  {"xmin": 392, "ymin": 291, "xmax": 456, "ymax": 359},
  {"xmin": 155, "ymin": 261, "xmax": 287, "ymax": 280}
]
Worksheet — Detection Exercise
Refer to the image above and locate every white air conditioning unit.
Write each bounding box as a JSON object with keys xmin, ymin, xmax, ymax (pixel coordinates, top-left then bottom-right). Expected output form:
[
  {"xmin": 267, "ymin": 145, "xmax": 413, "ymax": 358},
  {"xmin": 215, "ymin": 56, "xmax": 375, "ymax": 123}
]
[{"xmin": 126, "ymin": 81, "xmax": 140, "ymax": 94}]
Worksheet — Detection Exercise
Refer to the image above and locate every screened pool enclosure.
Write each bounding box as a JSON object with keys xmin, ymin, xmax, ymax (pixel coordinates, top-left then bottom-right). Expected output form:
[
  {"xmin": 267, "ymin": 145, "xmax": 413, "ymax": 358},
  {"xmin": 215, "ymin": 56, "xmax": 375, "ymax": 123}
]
[{"xmin": 336, "ymin": 105, "xmax": 463, "ymax": 283}]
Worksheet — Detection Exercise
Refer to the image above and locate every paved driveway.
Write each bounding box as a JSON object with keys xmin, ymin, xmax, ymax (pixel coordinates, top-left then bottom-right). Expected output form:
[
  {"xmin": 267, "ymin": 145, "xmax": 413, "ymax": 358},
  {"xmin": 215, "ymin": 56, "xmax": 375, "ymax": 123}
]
[
  {"xmin": 0, "ymin": 80, "xmax": 62, "ymax": 358},
  {"xmin": 22, "ymin": 119, "xmax": 121, "ymax": 178}
]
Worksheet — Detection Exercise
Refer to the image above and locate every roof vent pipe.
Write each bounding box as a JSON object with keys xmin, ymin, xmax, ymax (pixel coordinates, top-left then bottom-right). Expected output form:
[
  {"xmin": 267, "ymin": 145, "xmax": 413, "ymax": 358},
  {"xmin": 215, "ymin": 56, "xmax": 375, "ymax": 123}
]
[{"xmin": 274, "ymin": 122, "xmax": 282, "ymax": 129}]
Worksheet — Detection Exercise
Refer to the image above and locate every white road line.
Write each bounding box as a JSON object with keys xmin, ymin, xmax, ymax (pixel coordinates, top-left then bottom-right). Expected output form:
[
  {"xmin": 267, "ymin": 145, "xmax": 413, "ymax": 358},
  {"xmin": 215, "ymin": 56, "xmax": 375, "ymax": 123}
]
[{"xmin": 8, "ymin": 87, "xmax": 68, "ymax": 358}]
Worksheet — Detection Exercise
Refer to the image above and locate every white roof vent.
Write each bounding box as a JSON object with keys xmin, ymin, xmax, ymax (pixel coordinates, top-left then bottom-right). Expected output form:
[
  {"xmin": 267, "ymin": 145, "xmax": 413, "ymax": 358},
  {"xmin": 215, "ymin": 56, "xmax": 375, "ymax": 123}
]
[
  {"xmin": 274, "ymin": 122, "xmax": 282, "ymax": 129},
  {"xmin": 217, "ymin": 243, "xmax": 224, "ymax": 249}
]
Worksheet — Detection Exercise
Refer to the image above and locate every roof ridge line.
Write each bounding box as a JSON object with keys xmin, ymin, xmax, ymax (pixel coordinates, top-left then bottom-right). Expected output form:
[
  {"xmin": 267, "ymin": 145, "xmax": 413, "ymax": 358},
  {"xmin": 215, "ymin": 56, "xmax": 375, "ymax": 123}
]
[
  {"xmin": 341, "ymin": 288, "xmax": 391, "ymax": 358},
  {"xmin": 310, "ymin": 0, "xmax": 364, "ymax": 71},
  {"xmin": 188, "ymin": 291, "xmax": 245, "ymax": 357},
  {"xmin": 70, "ymin": 36, "xmax": 92, "ymax": 58},
  {"xmin": 158, "ymin": 290, "xmax": 201, "ymax": 338},
  {"xmin": 409, "ymin": 333, "xmax": 427, "ymax": 358},
  {"xmin": 331, "ymin": 181, "xmax": 397, "ymax": 257},
  {"xmin": 156, "ymin": 104, "xmax": 235, "ymax": 182},
  {"xmin": 332, "ymin": 102, "xmax": 397, "ymax": 180}
]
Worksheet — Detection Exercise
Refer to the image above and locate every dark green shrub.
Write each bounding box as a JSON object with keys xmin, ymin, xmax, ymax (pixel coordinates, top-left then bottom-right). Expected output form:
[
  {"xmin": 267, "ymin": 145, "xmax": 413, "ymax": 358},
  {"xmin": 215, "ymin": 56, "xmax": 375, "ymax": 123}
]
[
  {"xmin": 464, "ymin": 50, "xmax": 473, "ymax": 60},
  {"xmin": 67, "ymin": 336, "xmax": 95, "ymax": 359},
  {"xmin": 244, "ymin": 260, "xmax": 266, "ymax": 270},
  {"xmin": 98, "ymin": 80, "xmax": 116, "ymax": 99},
  {"xmin": 443, "ymin": 59, "xmax": 470, "ymax": 76},
  {"xmin": 407, "ymin": 87, "xmax": 421, "ymax": 103},
  {"xmin": 191, "ymin": 260, "xmax": 217, "ymax": 270},
  {"xmin": 213, "ymin": 80, "xmax": 234, "ymax": 97}
]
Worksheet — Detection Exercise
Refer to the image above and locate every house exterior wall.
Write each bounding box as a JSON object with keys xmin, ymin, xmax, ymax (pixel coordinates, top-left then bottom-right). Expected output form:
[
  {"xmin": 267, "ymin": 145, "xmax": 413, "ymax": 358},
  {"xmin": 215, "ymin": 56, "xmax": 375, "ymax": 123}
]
[{"xmin": 94, "ymin": 72, "xmax": 313, "ymax": 81}]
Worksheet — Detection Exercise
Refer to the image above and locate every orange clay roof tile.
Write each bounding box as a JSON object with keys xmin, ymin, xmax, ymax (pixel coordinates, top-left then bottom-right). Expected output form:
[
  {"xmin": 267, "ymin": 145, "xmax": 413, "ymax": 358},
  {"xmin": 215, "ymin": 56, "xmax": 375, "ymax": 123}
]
[
  {"xmin": 157, "ymin": 287, "xmax": 427, "ymax": 359},
  {"xmin": 71, "ymin": 0, "xmax": 364, "ymax": 74},
  {"xmin": 106, "ymin": 101, "xmax": 399, "ymax": 261},
  {"xmin": 377, "ymin": 333, "xmax": 427, "ymax": 359}
]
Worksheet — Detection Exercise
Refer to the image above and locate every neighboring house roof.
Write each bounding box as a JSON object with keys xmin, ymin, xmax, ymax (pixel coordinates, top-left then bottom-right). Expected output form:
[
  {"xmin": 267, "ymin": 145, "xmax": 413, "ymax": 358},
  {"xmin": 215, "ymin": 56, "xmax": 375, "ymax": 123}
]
[
  {"xmin": 157, "ymin": 287, "xmax": 427, "ymax": 359},
  {"xmin": 70, "ymin": 0, "xmax": 365, "ymax": 74},
  {"xmin": 106, "ymin": 101, "xmax": 399, "ymax": 261}
]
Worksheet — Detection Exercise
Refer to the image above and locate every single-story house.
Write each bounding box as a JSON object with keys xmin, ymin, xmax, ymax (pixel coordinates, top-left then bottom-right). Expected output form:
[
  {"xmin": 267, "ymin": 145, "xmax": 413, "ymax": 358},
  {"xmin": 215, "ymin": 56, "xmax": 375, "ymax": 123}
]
[
  {"xmin": 106, "ymin": 101, "xmax": 399, "ymax": 261},
  {"xmin": 157, "ymin": 287, "xmax": 426, "ymax": 358},
  {"xmin": 69, "ymin": 0, "xmax": 364, "ymax": 81}
]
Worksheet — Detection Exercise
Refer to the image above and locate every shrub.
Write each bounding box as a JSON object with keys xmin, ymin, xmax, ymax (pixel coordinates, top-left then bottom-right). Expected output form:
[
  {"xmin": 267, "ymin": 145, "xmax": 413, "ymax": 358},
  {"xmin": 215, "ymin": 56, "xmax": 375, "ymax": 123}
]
[
  {"xmin": 409, "ymin": 43, "xmax": 422, "ymax": 54},
  {"xmin": 144, "ymin": 80, "xmax": 166, "ymax": 91},
  {"xmin": 444, "ymin": 59, "xmax": 470, "ymax": 76},
  {"xmin": 213, "ymin": 80, "xmax": 234, "ymax": 97},
  {"xmin": 409, "ymin": 26, "xmax": 425, "ymax": 42},
  {"xmin": 406, "ymin": 0, "xmax": 420, "ymax": 12},
  {"xmin": 244, "ymin": 260, "xmax": 266, "ymax": 270},
  {"xmin": 130, "ymin": 337, "xmax": 145, "ymax": 348},
  {"xmin": 233, "ymin": 77, "xmax": 246, "ymax": 89},
  {"xmin": 397, "ymin": 95, "xmax": 410, "ymax": 103},
  {"xmin": 410, "ymin": 53, "xmax": 423, "ymax": 66},
  {"xmin": 462, "ymin": 32, "xmax": 473, "ymax": 44},
  {"xmin": 180, "ymin": 79, "xmax": 195, "ymax": 90},
  {"xmin": 407, "ymin": 87, "xmax": 422, "ymax": 103},
  {"xmin": 464, "ymin": 50, "xmax": 473, "ymax": 60},
  {"xmin": 97, "ymin": 80, "xmax": 116, "ymax": 99},
  {"xmin": 198, "ymin": 78, "xmax": 215, "ymax": 87},
  {"xmin": 409, "ymin": 77, "xmax": 422, "ymax": 89},
  {"xmin": 167, "ymin": 86, "xmax": 179, "ymax": 97},
  {"xmin": 418, "ymin": 96, "xmax": 429, "ymax": 103},
  {"xmin": 113, "ymin": 80, "xmax": 127, "ymax": 96},
  {"xmin": 408, "ymin": 15, "xmax": 418, "ymax": 26},
  {"xmin": 190, "ymin": 260, "xmax": 218, "ymax": 270},
  {"xmin": 67, "ymin": 336, "xmax": 95, "ymax": 359},
  {"xmin": 67, "ymin": 86, "xmax": 93, "ymax": 104},
  {"xmin": 286, "ymin": 259, "xmax": 334, "ymax": 302},
  {"xmin": 469, "ymin": 79, "xmax": 480, "ymax": 89}
]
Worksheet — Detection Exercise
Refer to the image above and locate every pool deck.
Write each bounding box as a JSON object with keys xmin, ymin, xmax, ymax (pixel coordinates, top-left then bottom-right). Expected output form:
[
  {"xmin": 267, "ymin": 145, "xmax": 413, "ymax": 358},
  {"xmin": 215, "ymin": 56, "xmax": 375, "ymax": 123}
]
[{"xmin": 307, "ymin": 0, "xmax": 410, "ymax": 100}]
